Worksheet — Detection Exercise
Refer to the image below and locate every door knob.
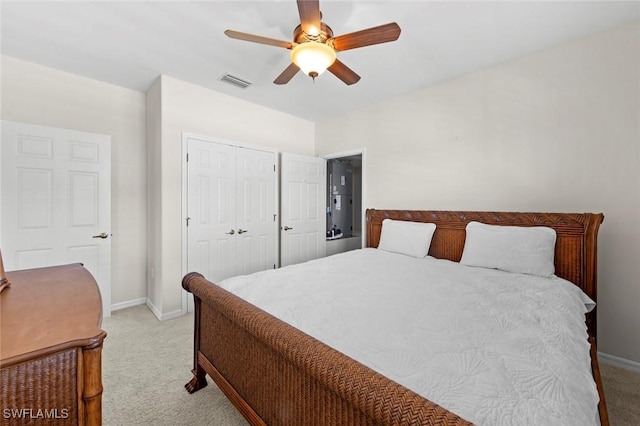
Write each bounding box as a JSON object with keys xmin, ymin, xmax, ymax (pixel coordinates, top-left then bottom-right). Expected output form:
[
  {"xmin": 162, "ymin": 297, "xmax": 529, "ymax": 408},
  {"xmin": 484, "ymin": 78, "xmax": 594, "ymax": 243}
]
[
  {"xmin": 225, "ymin": 229, "xmax": 235, "ymax": 235},
  {"xmin": 92, "ymin": 232, "xmax": 109, "ymax": 239},
  {"xmin": 283, "ymin": 226, "xmax": 293, "ymax": 231},
  {"xmin": 238, "ymin": 229, "xmax": 248, "ymax": 234}
]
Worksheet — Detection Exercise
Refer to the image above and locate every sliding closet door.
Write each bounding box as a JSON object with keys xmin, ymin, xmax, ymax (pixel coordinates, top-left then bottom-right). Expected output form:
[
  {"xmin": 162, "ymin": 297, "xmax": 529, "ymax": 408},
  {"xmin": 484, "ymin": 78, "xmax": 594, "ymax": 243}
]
[{"xmin": 186, "ymin": 136, "xmax": 276, "ymax": 284}]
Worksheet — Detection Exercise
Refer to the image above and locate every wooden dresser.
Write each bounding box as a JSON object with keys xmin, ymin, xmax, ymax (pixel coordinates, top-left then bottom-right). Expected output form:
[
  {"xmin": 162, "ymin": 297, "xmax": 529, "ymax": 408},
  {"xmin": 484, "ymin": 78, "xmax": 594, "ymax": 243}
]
[{"xmin": 1, "ymin": 263, "xmax": 106, "ymax": 425}]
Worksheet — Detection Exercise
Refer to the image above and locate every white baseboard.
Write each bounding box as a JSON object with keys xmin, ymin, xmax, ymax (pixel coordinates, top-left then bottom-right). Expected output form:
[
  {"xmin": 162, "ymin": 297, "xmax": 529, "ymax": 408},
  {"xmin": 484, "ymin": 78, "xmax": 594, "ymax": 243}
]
[
  {"xmin": 145, "ymin": 299, "xmax": 162, "ymax": 320},
  {"xmin": 111, "ymin": 297, "xmax": 146, "ymax": 312},
  {"xmin": 145, "ymin": 299, "xmax": 184, "ymax": 321},
  {"xmin": 598, "ymin": 351, "xmax": 640, "ymax": 373},
  {"xmin": 160, "ymin": 309, "xmax": 184, "ymax": 321}
]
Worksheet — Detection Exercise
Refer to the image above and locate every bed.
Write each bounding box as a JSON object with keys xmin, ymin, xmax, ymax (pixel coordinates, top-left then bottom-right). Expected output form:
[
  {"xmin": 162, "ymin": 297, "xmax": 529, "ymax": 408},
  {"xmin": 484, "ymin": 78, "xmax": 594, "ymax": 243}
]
[{"xmin": 182, "ymin": 209, "xmax": 608, "ymax": 425}]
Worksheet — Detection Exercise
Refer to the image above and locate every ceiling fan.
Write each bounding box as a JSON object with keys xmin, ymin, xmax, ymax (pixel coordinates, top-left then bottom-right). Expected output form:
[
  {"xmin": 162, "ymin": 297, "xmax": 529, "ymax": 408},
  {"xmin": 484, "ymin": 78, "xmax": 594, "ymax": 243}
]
[{"xmin": 224, "ymin": 0, "xmax": 401, "ymax": 85}]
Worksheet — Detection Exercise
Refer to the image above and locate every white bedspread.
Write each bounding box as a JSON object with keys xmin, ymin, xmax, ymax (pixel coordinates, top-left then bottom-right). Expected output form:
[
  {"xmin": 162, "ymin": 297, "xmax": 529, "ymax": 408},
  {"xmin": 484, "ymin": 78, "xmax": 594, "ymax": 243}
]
[{"xmin": 218, "ymin": 248, "xmax": 600, "ymax": 425}]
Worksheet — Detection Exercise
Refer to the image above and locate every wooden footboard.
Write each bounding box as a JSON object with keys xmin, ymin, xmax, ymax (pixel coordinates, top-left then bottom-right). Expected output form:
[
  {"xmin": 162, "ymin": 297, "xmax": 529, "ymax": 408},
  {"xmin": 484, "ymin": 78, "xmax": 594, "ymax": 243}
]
[{"xmin": 182, "ymin": 272, "xmax": 472, "ymax": 426}]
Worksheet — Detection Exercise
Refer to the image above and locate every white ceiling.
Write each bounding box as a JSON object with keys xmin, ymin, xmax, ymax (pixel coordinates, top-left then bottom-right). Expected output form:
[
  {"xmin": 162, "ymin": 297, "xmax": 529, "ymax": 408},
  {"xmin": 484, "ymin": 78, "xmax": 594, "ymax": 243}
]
[{"xmin": 2, "ymin": 1, "xmax": 639, "ymax": 122}]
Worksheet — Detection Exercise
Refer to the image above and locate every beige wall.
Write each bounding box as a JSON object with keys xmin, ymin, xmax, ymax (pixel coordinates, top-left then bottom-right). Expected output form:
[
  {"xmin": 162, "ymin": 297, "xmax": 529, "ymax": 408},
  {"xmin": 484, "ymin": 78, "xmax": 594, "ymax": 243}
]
[
  {"xmin": 316, "ymin": 22, "xmax": 640, "ymax": 363},
  {"xmin": 0, "ymin": 56, "xmax": 148, "ymax": 307},
  {"xmin": 147, "ymin": 75, "xmax": 315, "ymax": 318}
]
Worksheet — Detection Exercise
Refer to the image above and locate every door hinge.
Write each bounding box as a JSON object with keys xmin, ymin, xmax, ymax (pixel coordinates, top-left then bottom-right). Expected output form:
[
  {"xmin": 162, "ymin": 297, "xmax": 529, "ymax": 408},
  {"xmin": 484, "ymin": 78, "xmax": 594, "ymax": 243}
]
[
  {"xmin": 186, "ymin": 153, "xmax": 189, "ymax": 162},
  {"xmin": 186, "ymin": 217, "xmax": 191, "ymax": 226},
  {"xmin": 273, "ymin": 264, "xmax": 276, "ymax": 269},
  {"xmin": 273, "ymin": 214, "xmax": 277, "ymax": 222},
  {"xmin": 273, "ymin": 164, "xmax": 276, "ymax": 172}
]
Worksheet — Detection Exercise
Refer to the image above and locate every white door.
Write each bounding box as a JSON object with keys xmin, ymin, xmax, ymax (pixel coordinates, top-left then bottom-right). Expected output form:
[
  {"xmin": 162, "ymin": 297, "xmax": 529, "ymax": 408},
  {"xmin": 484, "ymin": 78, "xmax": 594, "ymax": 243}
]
[
  {"xmin": 235, "ymin": 147, "xmax": 277, "ymax": 275},
  {"xmin": 280, "ymin": 153, "xmax": 326, "ymax": 267},
  {"xmin": 186, "ymin": 137, "xmax": 276, "ymax": 285},
  {"xmin": 1, "ymin": 121, "xmax": 111, "ymax": 316},
  {"xmin": 187, "ymin": 139, "xmax": 237, "ymax": 283}
]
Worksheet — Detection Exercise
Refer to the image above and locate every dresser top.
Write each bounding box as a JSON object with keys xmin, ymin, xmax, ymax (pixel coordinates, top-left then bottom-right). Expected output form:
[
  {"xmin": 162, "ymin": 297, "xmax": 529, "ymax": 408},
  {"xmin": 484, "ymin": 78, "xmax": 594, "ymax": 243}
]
[{"xmin": 0, "ymin": 263, "xmax": 106, "ymax": 366}]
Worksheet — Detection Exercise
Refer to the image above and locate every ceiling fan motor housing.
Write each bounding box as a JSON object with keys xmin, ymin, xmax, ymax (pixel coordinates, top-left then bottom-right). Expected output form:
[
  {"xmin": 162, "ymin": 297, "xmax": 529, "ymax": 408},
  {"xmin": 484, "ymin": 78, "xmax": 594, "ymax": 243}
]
[{"xmin": 293, "ymin": 22, "xmax": 334, "ymax": 45}]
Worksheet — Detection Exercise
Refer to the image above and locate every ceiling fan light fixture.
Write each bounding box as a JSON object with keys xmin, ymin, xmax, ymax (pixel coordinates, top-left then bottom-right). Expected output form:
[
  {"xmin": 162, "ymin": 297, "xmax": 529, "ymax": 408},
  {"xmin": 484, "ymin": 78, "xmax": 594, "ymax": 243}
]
[
  {"xmin": 224, "ymin": 1, "xmax": 400, "ymax": 85},
  {"xmin": 290, "ymin": 42, "xmax": 336, "ymax": 79}
]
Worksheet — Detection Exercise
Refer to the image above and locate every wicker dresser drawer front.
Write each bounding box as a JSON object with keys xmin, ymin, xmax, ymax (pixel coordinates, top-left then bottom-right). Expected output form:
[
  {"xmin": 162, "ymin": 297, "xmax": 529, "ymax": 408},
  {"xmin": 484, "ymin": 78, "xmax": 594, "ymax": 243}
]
[{"xmin": 1, "ymin": 349, "xmax": 78, "ymax": 425}]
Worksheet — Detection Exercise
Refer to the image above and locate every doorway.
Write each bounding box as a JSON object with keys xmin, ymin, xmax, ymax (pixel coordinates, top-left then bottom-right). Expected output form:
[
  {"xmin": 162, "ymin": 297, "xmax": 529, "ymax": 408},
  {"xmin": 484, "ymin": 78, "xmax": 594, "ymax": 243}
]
[{"xmin": 322, "ymin": 149, "xmax": 365, "ymax": 257}]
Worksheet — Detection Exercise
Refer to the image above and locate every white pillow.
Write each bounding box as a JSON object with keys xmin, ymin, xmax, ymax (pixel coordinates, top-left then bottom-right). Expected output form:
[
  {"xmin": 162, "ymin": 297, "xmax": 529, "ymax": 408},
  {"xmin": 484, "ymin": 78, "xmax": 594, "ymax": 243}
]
[
  {"xmin": 460, "ymin": 221, "xmax": 557, "ymax": 277},
  {"xmin": 377, "ymin": 219, "xmax": 436, "ymax": 258}
]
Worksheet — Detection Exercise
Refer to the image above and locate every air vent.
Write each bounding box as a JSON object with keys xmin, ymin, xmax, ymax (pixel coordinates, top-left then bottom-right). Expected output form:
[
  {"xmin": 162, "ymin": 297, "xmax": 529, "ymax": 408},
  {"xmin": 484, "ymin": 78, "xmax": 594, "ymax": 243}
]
[{"xmin": 219, "ymin": 73, "xmax": 252, "ymax": 89}]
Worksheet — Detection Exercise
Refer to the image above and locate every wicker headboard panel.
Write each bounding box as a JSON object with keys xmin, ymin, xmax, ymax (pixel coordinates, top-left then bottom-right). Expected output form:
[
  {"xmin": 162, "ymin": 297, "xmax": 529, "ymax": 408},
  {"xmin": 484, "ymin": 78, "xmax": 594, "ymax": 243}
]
[{"xmin": 366, "ymin": 209, "xmax": 604, "ymax": 339}]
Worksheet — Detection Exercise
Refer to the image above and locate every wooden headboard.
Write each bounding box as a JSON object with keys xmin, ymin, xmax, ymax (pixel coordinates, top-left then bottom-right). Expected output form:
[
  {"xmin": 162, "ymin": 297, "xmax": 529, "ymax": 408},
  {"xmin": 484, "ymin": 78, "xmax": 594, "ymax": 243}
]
[{"xmin": 366, "ymin": 209, "xmax": 604, "ymax": 339}]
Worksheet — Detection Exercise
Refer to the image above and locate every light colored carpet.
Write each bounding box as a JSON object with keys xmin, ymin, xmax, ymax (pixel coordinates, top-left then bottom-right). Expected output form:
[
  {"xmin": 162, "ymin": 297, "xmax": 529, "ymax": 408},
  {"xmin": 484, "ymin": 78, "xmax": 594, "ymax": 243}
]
[
  {"xmin": 102, "ymin": 305, "xmax": 247, "ymax": 426},
  {"xmin": 599, "ymin": 361, "xmax": 640, "ymax": 425},
  {"xmin": 102, "ymin": 305, "xmax": 640, "ymax": 425}
]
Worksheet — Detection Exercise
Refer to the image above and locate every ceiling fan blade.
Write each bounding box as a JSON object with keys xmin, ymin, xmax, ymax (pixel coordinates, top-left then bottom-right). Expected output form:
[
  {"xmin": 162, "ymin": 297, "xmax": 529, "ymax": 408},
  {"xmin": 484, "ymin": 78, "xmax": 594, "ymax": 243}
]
[
  {"xmin": 331, "ymin": 22, "xmax": 401, "ymax": 52},
  {"xmin": 328, "ymin": 59, "xmax": 361, "ymax": 85},
  {"xmin": 225, "ymin": 29, "xmax": 294, "ymax": 49},
  {"xmin": 297, "ymin": 0, "xmax": 321, "ymax": 36},
  {"xmin": 274, "ymin": 63, "xmax": 300, "ymax": 85}
]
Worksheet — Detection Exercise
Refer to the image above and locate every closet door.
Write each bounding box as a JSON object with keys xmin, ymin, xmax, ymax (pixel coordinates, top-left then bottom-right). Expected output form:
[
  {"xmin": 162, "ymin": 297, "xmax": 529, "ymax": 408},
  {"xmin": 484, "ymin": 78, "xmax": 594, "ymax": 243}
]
[
  {"xmin": 235, "ymin": 147, "xmax": 276, "ymax": 275},
  {"xmin": 186, "ymin": 137, "xmax": 276, "ymax": 284},
  {"xmin": 187, "ymin": 139, "xmax": 238, "ymax": 282}
]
